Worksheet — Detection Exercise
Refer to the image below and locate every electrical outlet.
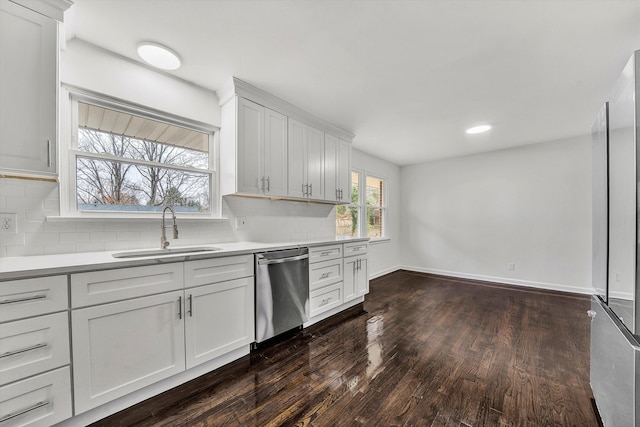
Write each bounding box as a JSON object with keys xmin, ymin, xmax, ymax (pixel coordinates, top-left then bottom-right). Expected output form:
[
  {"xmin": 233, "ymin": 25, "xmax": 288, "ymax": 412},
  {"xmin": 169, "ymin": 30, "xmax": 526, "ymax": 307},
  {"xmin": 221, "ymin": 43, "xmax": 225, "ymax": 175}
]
[
  {"xmin": 0, "ymin": 213, "xmax": 17, "ymax": 234},
  {"xmin": 235, "ymin": 217, "xmax": 247, "ymax": 229},
  {"xmin": 507, "ymin": 263, "xmax": 515, "ymax": 271}
]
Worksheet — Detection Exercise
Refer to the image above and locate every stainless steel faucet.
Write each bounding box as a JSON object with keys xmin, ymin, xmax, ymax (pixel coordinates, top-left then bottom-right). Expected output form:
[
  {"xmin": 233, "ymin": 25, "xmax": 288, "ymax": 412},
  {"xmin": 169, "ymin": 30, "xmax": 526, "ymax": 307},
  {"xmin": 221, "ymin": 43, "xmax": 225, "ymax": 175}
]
[{"xmin": 161, "ymin": 206, "xmax": 179, "ymax": 249}]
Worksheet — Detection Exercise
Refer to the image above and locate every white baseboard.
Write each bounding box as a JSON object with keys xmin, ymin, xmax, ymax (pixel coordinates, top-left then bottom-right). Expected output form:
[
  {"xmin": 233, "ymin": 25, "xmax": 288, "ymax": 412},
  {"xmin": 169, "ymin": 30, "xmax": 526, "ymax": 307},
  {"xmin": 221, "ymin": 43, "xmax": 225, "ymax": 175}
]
[
  {"xmin": 608, "ymin": 290, "xmax": 634, "ymax": 301},
  {"xmin": 369, "ymin": 266, "xmax": 401, "ymax": 280},
  {"xmin": 398, "ymin": 265, "xmax": 596, "ymax": 295}
]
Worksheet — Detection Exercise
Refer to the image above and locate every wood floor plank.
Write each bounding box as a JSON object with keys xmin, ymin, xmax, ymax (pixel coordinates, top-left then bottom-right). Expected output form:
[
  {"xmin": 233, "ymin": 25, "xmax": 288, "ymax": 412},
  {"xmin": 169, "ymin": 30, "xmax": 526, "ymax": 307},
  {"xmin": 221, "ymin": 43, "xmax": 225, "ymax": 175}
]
[{"xmin": 90, "ymin": 270, "xmax": 600, "ymax": 427}]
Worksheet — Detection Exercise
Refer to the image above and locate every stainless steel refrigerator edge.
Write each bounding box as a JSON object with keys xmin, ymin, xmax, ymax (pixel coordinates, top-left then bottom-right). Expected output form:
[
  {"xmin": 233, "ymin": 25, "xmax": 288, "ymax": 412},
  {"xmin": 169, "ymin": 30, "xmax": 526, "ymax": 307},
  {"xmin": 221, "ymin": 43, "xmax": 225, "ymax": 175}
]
[
  {"xmin": 590, "ymin": 50, "xmax": 640, "ymax": 427},
  {"xmin": 254, "ymin": 248, "xmax": 310, "ymax": 344}
]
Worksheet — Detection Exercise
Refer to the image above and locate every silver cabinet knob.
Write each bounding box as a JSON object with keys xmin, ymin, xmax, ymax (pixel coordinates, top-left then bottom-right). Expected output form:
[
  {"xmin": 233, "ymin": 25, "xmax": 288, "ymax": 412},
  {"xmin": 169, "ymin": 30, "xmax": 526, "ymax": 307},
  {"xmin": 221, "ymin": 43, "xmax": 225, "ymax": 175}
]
[{"xmin": 587, "ymin": 310, "xmax": 597, "ymax": 320}]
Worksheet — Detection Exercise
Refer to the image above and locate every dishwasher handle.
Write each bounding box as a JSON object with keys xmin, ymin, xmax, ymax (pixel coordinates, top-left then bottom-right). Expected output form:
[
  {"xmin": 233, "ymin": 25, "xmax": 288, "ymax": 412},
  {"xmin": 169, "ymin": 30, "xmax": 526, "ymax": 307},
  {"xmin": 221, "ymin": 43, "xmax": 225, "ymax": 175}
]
[{"xmin": 257, "ymin": 253, "xmax": 309, "ymax": 265}]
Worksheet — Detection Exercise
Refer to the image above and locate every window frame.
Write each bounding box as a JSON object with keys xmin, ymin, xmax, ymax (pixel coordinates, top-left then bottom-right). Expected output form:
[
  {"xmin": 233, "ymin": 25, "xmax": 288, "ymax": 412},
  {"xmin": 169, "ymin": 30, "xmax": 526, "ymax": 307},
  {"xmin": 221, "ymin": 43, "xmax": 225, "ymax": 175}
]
[
  {"xmin": 60, "ymin": 87, "xmax": 220, "ymax": 219},
  {"xmin": 363, "ymin": 172, "xmax": 387, "ymax": 240},
  {"xmin": 336, "ymin": 168, "xmax": 388, "ymax": 240}
]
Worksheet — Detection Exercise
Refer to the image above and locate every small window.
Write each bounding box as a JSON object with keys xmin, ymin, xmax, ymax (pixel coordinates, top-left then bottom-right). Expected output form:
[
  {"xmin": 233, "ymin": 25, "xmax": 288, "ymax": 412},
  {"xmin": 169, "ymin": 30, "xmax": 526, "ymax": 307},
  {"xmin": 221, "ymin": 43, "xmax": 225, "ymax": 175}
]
[
  {"xmin": 67, "ymin": 96, "xmax": 216, "ymax": 216},
  {"xmin": 336, "ymin": 171, "xmax": 386, "ymax": 239},
  {"xmin": 365, "ymin": 175, "xmax": 384, "ymax": 238}
]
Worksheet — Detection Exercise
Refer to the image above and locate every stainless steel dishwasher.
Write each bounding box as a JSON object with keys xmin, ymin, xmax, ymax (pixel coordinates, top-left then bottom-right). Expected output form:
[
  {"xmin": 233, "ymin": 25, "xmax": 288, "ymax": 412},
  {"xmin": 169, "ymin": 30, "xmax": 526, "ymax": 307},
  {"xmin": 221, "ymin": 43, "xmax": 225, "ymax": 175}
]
[{"xmin": 255, "ymin": 248, "xmax": 309, "ymax": 344}]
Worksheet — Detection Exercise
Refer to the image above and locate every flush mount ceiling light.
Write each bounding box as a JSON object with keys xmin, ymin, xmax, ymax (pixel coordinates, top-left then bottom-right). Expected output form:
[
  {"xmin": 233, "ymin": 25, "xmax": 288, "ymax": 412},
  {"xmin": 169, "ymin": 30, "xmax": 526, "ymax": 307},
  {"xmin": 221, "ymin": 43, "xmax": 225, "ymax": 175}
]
[
  {"xmin": 137, "ymin": 42, "xmax": 181, "ymax": 70},
  {"xmin": 465, "ymin": 124, "xmax": 492, "ymax": 134}
]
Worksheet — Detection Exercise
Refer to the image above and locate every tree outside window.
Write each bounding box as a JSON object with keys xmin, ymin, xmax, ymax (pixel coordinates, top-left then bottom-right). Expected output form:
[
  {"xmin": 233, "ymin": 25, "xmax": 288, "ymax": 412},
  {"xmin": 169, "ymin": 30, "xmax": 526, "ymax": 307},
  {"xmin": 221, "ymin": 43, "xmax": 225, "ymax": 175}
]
[
  {"xmin": 336, "ymin": 171, "xmax": 386, "ymax": 239},
  {"xmin": 71, "ymin": 100, "xmax": 214, "ymax": 214}
]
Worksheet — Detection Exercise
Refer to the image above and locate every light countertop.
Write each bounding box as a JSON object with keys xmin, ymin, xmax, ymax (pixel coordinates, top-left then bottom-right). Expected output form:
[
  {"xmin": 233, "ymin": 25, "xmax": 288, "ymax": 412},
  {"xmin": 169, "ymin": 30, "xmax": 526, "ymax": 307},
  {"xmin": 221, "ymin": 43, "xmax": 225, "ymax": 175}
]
[{"xmin": 0, "ymin": 237, "xmax": 369, "ymax": 281}]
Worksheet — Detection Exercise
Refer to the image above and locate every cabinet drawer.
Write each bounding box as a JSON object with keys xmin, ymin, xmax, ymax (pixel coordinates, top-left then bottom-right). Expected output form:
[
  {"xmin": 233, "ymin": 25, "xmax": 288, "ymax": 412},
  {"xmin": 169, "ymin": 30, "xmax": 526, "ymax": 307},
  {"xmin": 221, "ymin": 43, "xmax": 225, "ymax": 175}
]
[
  {"xmin": 184, "ymin": 255, "xmax": 253, "ymax": 288},
  {"xmin": 0, "ymin": 312, "xmax": 69, "ymax": 386},
  {"xmin": 344, "ymin": 241, "xmax": 368, "ymax": 256},
  {"xmin": 309, "ymin": 283, "xmax": 342, "ymax": 318},
  {"xmin": 71, "ymin": 263, "xmax": 183, "ymax": 307},
  {"xmin": 0, "ymin": 276, "xmax": 67, "ymax": 323},
  {"xmin": 309, "ymin": 244, "xmax": 343, "ymax": 263},
  {"xmin": 0, "ymin": 366, "xmax": 72, "ymax": 427},
  {"xmin": 309, "ymin": 258, "xmax": 343, "ymax": 291}
]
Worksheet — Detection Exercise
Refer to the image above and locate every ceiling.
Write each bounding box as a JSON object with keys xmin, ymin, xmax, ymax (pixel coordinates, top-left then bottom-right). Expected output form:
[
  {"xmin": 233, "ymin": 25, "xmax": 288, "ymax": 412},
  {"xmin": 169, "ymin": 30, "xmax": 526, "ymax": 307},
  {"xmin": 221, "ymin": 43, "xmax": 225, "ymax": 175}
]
[{"xmin": 64, "ymin": 0, "xmax": 640, "ymax": 166}]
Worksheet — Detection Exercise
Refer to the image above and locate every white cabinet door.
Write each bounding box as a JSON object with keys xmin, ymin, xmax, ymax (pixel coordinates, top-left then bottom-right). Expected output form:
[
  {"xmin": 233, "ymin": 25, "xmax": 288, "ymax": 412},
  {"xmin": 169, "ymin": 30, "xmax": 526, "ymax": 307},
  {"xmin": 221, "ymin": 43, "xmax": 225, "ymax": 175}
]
[
  {"xmin": 264, "ymin": 108, "xmax": 288, "ymax": 197},
  {"xmin": 287, "ymin": 119, "xmax": 324, "ymax": 200},
  {"xmin": 71, "ymin": 291, "xmax": 185, "ymax": 414},
  {"xmin": 356, "ymin": 257, "xmax": 369, "ymax": 297},
  {"xmin": 184, "ymin": 277, "xmax": 254, "ymax": 369},
  {"xmin": 0, "ymin": 1, "xmax": 57, "ymax": 176},
  {"xmin": 324, "ymin": 133, "xmax": 338, "ymax": 202},
  {"xmin": 344, "ymin": 255, "xmax": 368, "ymax": 302},
  {"xmin": 236, "ymin": 97, "xmax": 264, "ymax": 194},
  {"xmin": 343, "ymin": 257, "xmax": 357, "ymax": 302},
  {"xmin": 306, "ymin": 126, "xmax": 325, "ymax": 200},
  {"xmin": 337, "ymin": 139, "xmax": 351, "ymax": 202},
  {"xmin": 0, "ymin": 367, "xmax": 72, "ymax": 427},
  {"xmin": 288, "ymin": 118, "xmax": 307, "ymax": 198}
]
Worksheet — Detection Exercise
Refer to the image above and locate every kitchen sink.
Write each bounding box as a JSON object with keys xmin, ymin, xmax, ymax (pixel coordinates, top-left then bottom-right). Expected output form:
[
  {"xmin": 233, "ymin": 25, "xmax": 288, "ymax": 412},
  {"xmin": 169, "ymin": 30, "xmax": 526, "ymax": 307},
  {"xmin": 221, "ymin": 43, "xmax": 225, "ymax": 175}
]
[{"xmin": 112, "ymin": 247, "xmax": 222, "ymax": 259}]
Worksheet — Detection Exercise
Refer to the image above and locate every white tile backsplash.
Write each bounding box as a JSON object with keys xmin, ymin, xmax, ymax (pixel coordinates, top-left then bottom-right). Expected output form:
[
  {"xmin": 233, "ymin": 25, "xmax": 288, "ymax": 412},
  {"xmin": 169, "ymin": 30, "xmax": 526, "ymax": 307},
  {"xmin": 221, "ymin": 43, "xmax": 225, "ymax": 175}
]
[{"xmin": 1, "ymin": 179, "xmax": 337, "ymax": 257}]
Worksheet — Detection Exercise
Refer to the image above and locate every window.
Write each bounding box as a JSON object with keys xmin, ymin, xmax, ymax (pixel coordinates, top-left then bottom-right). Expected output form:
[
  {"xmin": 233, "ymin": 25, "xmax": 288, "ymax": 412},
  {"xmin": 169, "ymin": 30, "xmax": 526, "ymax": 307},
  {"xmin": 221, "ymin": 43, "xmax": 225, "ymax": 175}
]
[
  {"xmin": 65, "ymin": 94, "xmax": 216, "ymax": 216},
  {"xmin": 336, "ymin": 171, "xmax": 386, "ymax": 239}
]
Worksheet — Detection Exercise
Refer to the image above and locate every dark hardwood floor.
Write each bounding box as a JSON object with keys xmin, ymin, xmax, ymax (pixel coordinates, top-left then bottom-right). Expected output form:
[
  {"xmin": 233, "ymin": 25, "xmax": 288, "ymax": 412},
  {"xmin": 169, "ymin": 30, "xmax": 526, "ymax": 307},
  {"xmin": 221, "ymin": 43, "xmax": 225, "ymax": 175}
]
[{"xmin": 91, "ymin": 270, "xmax": 600, "ymax": 427}]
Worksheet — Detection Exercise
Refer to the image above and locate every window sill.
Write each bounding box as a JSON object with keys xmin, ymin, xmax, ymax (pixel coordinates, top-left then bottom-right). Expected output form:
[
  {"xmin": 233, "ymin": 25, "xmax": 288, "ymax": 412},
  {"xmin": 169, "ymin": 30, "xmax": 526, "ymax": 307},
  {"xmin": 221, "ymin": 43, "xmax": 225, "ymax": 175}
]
[
  {"xmin": 369, "ymin": 237, "xmax": 391, "ymax": 245},
  {"xmin": 46, "ymin": 215, "xmax": 228, "ymax": 223}
]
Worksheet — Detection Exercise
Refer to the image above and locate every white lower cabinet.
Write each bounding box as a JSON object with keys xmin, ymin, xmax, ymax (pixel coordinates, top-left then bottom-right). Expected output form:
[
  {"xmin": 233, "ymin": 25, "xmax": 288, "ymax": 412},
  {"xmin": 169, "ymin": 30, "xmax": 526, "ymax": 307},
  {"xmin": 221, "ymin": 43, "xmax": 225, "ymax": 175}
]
[
  {"xmin": 70, "ymin": 256, "xmax": 255, "ymax": 415},
  {"xmin": 0, "ymin": 366, "xmax": 72, "ymax": 427},
  {"xmin": 71, "ymin": 291, "xmax": 186, "ymax": 414},
  {"xmin": 344, "ymin": 255, "xmax": 368, "ymax": 302},
  {"xmin": 0, "ymin": 312, "xmax": 70, "ymax": 386},
  {"xmin": 185, "ymin": 277, "xmax": 254, "ymax": 369},
  {"xmin": 309, "ymin": 283, "xmax": 342, "ymax": 317}
]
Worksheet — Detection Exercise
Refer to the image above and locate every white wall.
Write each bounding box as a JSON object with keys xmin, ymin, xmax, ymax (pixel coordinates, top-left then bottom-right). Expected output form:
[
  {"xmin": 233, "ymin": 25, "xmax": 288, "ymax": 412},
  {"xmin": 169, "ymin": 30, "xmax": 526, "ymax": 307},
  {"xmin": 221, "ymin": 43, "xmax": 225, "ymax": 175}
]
[
  {"xmin": 351, "ymin": 148, "xmax": 402, "ymax": 279},
  {"xmin": 400, "ymin": 136, "xmax": 592, "ymax": 294},
  {"xmin": 60, "ymin": 39, "xmax": 220, "ymax": 125}
]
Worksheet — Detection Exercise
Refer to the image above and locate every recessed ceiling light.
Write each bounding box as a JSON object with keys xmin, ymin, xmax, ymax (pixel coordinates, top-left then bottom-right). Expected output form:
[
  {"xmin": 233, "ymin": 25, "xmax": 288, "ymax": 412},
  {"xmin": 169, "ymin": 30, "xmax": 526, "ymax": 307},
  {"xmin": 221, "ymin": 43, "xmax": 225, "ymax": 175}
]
[
  {"xmin": 137, "ymin": 42, "xmax": 181, "ymax": 70},
  {"xmin": 465, "ymin": 124, "xmax": 492, "ymax": 134}
]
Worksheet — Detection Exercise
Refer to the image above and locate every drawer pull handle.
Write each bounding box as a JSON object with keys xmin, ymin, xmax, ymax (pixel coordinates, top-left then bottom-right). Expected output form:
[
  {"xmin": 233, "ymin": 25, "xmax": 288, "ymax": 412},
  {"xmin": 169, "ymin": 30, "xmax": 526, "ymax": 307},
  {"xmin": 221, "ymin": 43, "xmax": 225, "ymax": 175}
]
[
  {"xmin": 0, "ymin": 343, "xmax": 47, "ymax": 359},
  {"xmin": 321, "ymin": 251, "xmax": 331, "ymax": 256},
  {"xmin": 0, "ymin": 401, "xmax": 49, "ymax": 423},
  {"xmin": 320, "ymin": 272, "xmax": 331, "ymax": 279},
  {"xmin": 353, "ymin": 247, "xmax": 360, "ymax": 251},
  {"xmin": 320, "ymin": 298, "xmax": 332, "ymax": 306},
  {"xmin": 0, "ymin": 294, "xmax": 47, "ymax": 305}
]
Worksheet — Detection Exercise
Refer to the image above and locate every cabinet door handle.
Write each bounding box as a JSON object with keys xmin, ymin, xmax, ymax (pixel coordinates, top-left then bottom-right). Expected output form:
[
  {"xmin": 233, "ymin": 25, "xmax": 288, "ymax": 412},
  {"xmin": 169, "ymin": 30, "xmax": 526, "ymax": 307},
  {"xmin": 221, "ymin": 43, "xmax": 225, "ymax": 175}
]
[
  {"xmin": 309, "ymin": 183, "xmax": 312, "ymax": 196},
  {"xmin": 266, "ymin": 177, "xmax": 270, "ymax": 192},
  {"xmin": 188, "ymin": 294, "xmax": 193, "ymax": 317},
  {"xmin": 0, "ymin": 343, "xmax": 47, "ymax": 359},
  {"xmin": 47, "ymin": 140, "xmax": 52, "ymax": 167},
  {"xmin": 0, "ymin": 294, "xmax": 46, "ymax": 305},
  {"xmin": 302, "ymin": 183, "xmax": 307, "ymax": 195},
  {"xmin": 178, "ymin": 296, "xmax": 182, "ymax": 319},
  {"xmin": 0, "ymin": 401, "xmax": 49, "ymax": 423},
  {"xmin": 261, "ymin": 177, "xmax": 265, "ymax": 192}
]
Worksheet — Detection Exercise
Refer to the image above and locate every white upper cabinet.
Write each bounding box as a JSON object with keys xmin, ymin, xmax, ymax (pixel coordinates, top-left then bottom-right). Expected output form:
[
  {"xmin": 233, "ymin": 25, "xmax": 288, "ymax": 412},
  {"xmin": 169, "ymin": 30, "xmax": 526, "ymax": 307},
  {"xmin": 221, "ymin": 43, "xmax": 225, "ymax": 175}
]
[
  {"xmin": 325, "ymin": 134, "xmax": 352, "ymax": 203},
  {"xmin": 288, "ymin": 118, "xmax": 324, "ymax": 200},
  {"xmin": 222, "ymin": 97, "xmax": 288, "ymax": 197},
  {"xmin": 337, "ymin": 139, "xmax": 351, "ymax": 202},
  {"xmin": 264, "ymin": 107, "xmax": 288, "ymax": 196},
  {"xmin": 217, "ymin": 77, "xmax": 353, "ymax": 204},
  {"xmin": 0, "ymin": 0, "xmax": 58, "ymax": 176}
]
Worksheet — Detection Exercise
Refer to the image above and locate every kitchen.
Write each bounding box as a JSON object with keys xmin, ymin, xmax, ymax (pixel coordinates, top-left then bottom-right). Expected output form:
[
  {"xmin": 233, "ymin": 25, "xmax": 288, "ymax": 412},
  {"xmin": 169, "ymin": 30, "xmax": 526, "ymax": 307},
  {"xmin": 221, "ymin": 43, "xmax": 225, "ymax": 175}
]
[{"xmin": 0, "ymin": 0, "xmax": 639, "ymax": 426}]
